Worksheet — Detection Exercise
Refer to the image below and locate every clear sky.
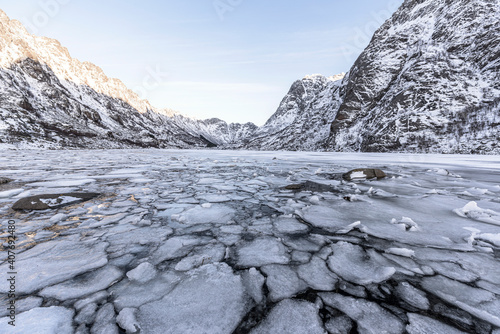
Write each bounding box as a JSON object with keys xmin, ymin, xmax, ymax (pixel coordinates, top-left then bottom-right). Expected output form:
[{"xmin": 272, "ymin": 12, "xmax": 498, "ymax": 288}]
[{"xmin": 0, "ymin": 0, "xmax": 403, "ymax": 125}]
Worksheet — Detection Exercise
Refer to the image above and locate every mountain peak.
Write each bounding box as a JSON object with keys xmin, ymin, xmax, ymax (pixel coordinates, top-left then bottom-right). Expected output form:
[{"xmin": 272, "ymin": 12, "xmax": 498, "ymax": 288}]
[
  {"xmin": 0, "ymin": 9, "xmax": 9, "ymax": 23},
  {"xmin": 0, "ymin": 10, "xmax": 155, "ymax": 115}
]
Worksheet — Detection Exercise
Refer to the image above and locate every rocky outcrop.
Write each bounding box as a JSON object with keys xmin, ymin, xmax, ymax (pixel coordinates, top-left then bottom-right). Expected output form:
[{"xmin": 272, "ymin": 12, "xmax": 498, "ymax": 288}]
[
  {"xmin": 244, "ymin": 74, "xmax": 345, "ymax": 151},
  {"xmin": 12, "ymin": 193, "xmax": 100, "ymax": 210},
  {"xmin": 343, "ymin": 169, "xmax": 387, "ymax": 181}
]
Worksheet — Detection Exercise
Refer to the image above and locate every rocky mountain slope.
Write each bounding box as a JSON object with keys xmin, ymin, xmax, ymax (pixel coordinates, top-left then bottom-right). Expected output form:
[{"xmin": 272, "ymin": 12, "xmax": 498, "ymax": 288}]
[
  {"xmin": 0, "ymin": 10, "xmax": 255, "ymax": 149},
  {"xmin": 1, "ymin": 0, "xmax": 499, "ymax": 153},
  {"xmin": 244, "ymin": 74, "xmax": 345, "ymax": 151},
  {"xmin": 251, "ymin": 0, "xmax": 500, "ymax": 154}
]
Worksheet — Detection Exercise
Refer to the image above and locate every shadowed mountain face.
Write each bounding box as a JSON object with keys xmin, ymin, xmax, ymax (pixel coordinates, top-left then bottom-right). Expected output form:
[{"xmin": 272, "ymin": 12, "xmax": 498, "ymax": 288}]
[
  {"xmin": 243, "ymin": 74, "xmax": 345, "ymax": 151},
  {"xmin": 0, "ymin": 58, "xmax": 212, "ymax": 148},
  {"xmin": 249, "ymin": 0, "xmax": 500, "ymax": 154},
  {"xmin": 327, "ymin": 0, "xmax": 500, "ymax": 153},
  {"xmin": 0, "ymin": 10, "xmax": 256, "ymax": 149}
]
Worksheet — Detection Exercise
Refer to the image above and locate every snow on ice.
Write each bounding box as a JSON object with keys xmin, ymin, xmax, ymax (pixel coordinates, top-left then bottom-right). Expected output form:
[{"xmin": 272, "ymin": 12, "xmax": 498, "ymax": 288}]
[{"xmin": 0, "ymin": 149, "xmax": 499, "ymax": 333}]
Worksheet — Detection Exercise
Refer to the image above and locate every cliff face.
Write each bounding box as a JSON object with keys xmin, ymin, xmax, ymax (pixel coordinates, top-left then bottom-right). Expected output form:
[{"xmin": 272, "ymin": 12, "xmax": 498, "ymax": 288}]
[
  {"xmin": 327, "ymin": 0, "xmax": 500, "ymax": 153},
  {"xmin": 250, "ymin": 0, "xmax": 499, "ymax": 153},
  {"xmin": 244, "ymin": 74, "xmax": 345, "ymax": 151}
]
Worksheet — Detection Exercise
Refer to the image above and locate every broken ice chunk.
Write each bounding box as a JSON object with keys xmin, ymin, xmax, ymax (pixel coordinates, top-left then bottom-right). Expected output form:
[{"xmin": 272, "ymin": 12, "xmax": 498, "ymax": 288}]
[
  {"xmin": 454, "ymin": 201, "xmax": 500, "ymax": 225},
  {"xmin": 174, "ymin": 243, "xmax": 225, "ymax": 272},
  {"xmin": 237, "ymin": 237, "xmax": 290, "ymax": 267},
  {"xmin": 138, "ymin": 263, "xmax": 249, "ymax": 334},
  {"xmin": 300, "ymin": 206, "xmax": 347, "ymax": 232},
  {"xmin": 476, "ymin": 233, "xmax": 500, "ymax": 247},
  {"xmin": 297, "ymin": 256, "xmax": 338, "ymax": 291},
  {"xmin": 126, "ymin": 263, "xmax": 157, "ymax": 284},
  {"xmin": 422, "ymin": 275, "xmax": 500, "ymax": 327},
  {"xmin": 385, "ymin": 248, "xmax": 415, "ymax": 258},
  {"xmin": 273, "ymin": 216, "xmax": 309, "ymax": 234},
  {"xmin": 428, "ymin": 261, "xmax": 479, "ymax": 283},
  {"xmin": 219, "ymin": 224, "xmax": 245, "ymax": 234},
  {"xmin": 111, "ymin": 272, "xmax": 182, "ymax": 310},
  {"xmin": 250, "ymin": 299, "xmax": 325, "ymax": 334},
  {"xmin": 40, "ymin": 265, "xmax": 123, "ymax": 300},
  {"xmin": 75, "ymin": 303, "xmax": 97, "ymax": 325},
  {"xmin": 0, "ymin": 188, "xmax": 24, "ymax": 198},
  {"xmin": 309, "ymin": 195, "xmax": 321, "ymax": 205},
  {"xmin": 117, "ymin": 308, "xmax": 141, "ymax": 334},
  {"xmin": 406, "ymin": 313, "xmax": 467, "ymax": 334},
  {"xmin": 291, "ymin": 250, "xmax": 312, "ymax": 263},
  {"xmin": 0, "ymin": 306, "xmax": 74, "ymax": 334},
  {"xmin": 337, "ymin": 221, "xmax": 362, "ymax": 234},
  {"xmin": 92, "ymin": 303, "xmax": 119, "ymax": 334},
  {"xmin": 367, "ymin": 187, "xmax": 397, "ymax": 198},
  {"xmin": 241, "ymin": 268, "xmax": 266, "ymax": 304},
  {"xmin": 395, "ymin": 282, "xmax": 430, "ymax": 310},
  {"xmin": 325, "ymin": 315, "xmax": 353, "ymax": 334},
  {"xmin": 339, "ymin": 281, "xmax": 367, "ymax": 298},
  {"xmin": 74, "ymin": 291, "xmax": 109, "ymax": 311},
  {"xmin": 261, "ymin": 265, "xmax": 307, "ymax": 302},
  {"xmin": 49, "ymin": 213, "xmax": 67, "ymax": 223},
  {"xmin": 327, "ymin": 242, "xmax": 396, "ymax": 285},
  {"xmin": 320, "ymin": 293, "xmax": 404, "ymax": 334},
  {"xmin": 182, "ymin": 204, "xmax": 235, "ymax": 225},
  {"xmin": 151, "ymin": 235, "xmax": 212, "ymax": 264},
  {"xmin": 0, "ymin": 296, "xmax": 43, "ymax": 318},
  {"xmin": 27, "ymin": 179, "xmax": 96, "ymax": 188},
  {"xmin": 390, "ymin": 217, "xmax": 420, "ymax": 231},
  {"xmin": 0, "ymin": 238, "xmax": 108, "ymax": 294}
]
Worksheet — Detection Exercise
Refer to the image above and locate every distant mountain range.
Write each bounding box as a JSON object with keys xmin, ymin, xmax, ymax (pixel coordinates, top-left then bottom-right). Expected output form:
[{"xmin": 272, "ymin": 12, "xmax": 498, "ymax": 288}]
[{"xmin": 1, "ymin": 0, "xmax": 499, "ymax": 153}]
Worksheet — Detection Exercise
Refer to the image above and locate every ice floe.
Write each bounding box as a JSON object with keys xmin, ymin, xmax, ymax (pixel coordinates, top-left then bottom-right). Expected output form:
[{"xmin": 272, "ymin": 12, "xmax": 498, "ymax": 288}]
[
  {"xmin": 237, "ymin": 237, "xmax": 290, "ymax": 267},
  {"xmin": 137, "ymin": 263, "xmax": 249, "ymax": 334},
  {"xmin": 327, "ymin": 242, "xmax": 396, "ymax": 285},
  {"xmin": 250, "ymin": 299, "xmax": 325, "ymax": 334}
]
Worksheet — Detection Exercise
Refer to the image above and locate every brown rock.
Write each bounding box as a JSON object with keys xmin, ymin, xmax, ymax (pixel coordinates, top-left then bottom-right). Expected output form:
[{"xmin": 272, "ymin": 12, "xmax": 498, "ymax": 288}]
[
  {"xmin": 12, "ymin": 193, "xmax": 100, "ymax": 211},
  {"xmin": 0, "ymin": 177, "xmax": 12, "ymax": 184},
  {"xmin": 284, "ymin": 181, "xmax": 336, "ymax": 193},
  {"xmin": 343, "ymin": 169, "xmax": 387, "ymax": 181}
]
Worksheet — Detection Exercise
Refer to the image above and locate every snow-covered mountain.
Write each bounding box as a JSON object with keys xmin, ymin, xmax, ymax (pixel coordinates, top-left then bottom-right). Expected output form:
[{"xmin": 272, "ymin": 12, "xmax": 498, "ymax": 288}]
[
  {"xmin": 1, "ymin": 0, "xmax": 499, "ymax": 153},
  {"xmin": 250, "ymin": 0, "xmax": 500, "ymax": 153},
  {"xmin": 244, "ymin": 74, "xmax": 345, "ymax": 151},
  {"xmin": 0, "ymin": 9, "xmax": 256, "ymax": 149}
]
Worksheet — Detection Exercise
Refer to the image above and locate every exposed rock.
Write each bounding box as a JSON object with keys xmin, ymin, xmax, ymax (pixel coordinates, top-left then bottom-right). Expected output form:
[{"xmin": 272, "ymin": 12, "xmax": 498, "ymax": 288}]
[
  {"xmin": 284, "ymin": 181, "xmax": 337, "ymax": 192},
  {"xmin": 243, "ymin": 0, "xmax": 500, "ymax": 154},
  {"xmin": 0, "ymin": 10, "xmax": 256, "ymax": 149},
  {"xmin": 343, "ymin": 169, "xmax": 386, "ymax": 181},
  {"xmin": 12, "ymin": 193, "xmax": 100, "ymax": 211},
  {"xmin": 0, "ymin": 177, "xmax": 12, "ymax": 184}
]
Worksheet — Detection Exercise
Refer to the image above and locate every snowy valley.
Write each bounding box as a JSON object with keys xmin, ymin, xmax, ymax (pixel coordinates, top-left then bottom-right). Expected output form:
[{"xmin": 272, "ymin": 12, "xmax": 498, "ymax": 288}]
[
  {"xmin": 0, "ymin": 0, "xmax": 499, "ymax": 153},
  {"xmin": 0, "ymin": 0, "xmax": 499, "ymax": 333}
]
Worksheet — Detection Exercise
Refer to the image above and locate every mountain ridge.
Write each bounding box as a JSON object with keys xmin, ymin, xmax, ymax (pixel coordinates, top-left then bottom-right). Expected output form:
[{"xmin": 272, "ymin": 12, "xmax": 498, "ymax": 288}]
[
  {"xmin": 1, "ymin": 1, "xmax": 499, "ymax": 153},
  {"xmin": 0, "ymin": 8, "xmax": 256, "ymax": 149},
  {"xmin": 251, "ymin": 0, "xmax": 499, "ymax": 154}
]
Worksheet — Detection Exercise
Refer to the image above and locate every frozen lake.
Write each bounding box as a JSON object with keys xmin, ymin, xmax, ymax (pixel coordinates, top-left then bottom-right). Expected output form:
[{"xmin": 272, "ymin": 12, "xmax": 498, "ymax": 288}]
[{"xmin": 1, "ymin": 149, "xmax": 500, "ymax": 333}]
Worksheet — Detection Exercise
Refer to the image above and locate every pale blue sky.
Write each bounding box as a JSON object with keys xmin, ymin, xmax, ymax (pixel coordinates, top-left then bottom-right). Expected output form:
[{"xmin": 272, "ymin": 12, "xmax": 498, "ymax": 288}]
[{"xmin": 0, "ymin": 0, "xmax": 403, "ymax": 125}]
